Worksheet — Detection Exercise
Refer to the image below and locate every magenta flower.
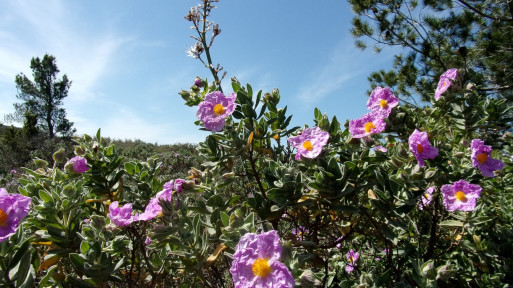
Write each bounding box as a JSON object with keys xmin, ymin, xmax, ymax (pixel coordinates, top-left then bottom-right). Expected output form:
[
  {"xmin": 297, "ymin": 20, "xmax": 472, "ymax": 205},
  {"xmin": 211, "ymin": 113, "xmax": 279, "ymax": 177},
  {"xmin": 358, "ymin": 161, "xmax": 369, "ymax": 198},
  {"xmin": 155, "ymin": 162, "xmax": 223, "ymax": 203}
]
[
  {"xmin": 68, "ymin": 156, "xmax": 89, "ymax": 173},
  {"xmin": 419, "ymin": 187, "xmax": 435, "ymax": 210},
  {"xmin": 230, "ymin": 230, "xmax": 295, "ymax": 288},
  {"xmin": 0, "ymin": 188, "xmax": 31, "ymax": 242},
  {"xmin": 138, "ymin": 180, "xmax": 174, "ymax": 221},
  {"xmin": 441, "ymin": 180, "xmax": 482, "ymax": 212},
  {"xmin": 435, "ymin": 68, "xmax": 458, "ymax": 100},
  {"xmin": 174, "ymin": 179, "xmax": 186, "ymax": 194},
  {"xmin": 471, "ymin": 139, "xmax": 505, "ymax": 177},
  {"xmin": 349, "ymin": 112, "xmax": 386, "ymax": 138},
  {"xmin": 287, "ymin": 126, "xmax": 329, "ymax": 160},
  {"xmin": 145, "ymin": 236, "xmax": 152, "ymax": 245},
  {"xmin": 196, "ymin": 91, "xmax": 236, "ymax": 132},
  {"xmin": 292, "ymin": 226, "xmax": 308, "ymax": 240},
  {"xmin": 10, "ymin": 169, "xmax": 16, "ymax": 174},
  {"xmin": 366, "ymin": 86, "xmax": 399, "ymax": 117},
  {"xmin": 108, "ymin": 201, "xmax": 137, "ymax": 227},
  {"xmin": 374, "ymin": 145, "xmax": 388, "ymax": 152},
  {"xmin": 138, "ymin": 198, "xmax": 162, "ymax": 221},
  {"xmin": 345, "ymin": 249, "xmax": 359, "ymax": 274},
  {"xmin": 408, "ymin": 129, "xmax": 439, "ymax": 167}
]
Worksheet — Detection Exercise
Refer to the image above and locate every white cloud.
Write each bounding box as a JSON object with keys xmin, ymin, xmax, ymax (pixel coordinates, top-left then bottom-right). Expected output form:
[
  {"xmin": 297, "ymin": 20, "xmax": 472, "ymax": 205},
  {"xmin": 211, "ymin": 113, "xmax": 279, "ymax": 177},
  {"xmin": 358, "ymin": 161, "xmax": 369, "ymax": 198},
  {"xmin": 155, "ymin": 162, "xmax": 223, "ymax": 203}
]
[
  {"xmin": 296, "ymin": 42, "xmax": 366, "ymax": 106},
  {"xmin": 72, "ymin": 105, "xmax": 204, "ymax": 144}
]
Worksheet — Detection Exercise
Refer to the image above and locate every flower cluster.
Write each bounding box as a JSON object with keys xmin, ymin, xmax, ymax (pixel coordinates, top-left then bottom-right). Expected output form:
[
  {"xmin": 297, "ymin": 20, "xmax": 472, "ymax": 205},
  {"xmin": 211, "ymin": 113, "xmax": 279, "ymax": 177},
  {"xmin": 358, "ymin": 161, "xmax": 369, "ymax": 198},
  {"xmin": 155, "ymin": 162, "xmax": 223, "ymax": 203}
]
[
  {"xmin": 349, "ymin": 86, "xmax": 398, "ymax": 138},
  {"xmin": 230, "ymin": 230, "xmax": 295, "ymax": 288},
  {"xmin": 0, "ymin": 188, "xmax": 31, "ymax": 242},
  {"xmin": 107, "ymin": 179, "xmax": 185, "ymax": 226},
  {"xmin": 288, "ymin": 126, "xmax": 329, "ymax": 160}
]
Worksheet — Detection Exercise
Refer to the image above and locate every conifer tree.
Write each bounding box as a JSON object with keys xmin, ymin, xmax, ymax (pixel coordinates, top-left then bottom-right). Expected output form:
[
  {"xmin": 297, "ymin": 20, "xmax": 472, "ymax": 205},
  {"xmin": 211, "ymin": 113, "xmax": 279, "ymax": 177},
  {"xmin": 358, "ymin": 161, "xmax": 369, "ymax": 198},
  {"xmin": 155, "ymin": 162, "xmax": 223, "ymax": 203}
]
[{"xmin": 12, "ymin": 54, "xmax": 75, "ymax": 139}]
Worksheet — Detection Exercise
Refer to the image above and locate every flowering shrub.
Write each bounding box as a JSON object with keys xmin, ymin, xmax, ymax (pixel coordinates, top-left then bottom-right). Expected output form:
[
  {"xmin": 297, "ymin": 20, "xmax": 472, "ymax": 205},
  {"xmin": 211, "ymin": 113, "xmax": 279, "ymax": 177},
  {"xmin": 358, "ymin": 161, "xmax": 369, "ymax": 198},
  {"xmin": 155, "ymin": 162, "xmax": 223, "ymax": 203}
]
[{"xmin": 1, "ymin": 1, "xmax": 512, "ymax": 287}]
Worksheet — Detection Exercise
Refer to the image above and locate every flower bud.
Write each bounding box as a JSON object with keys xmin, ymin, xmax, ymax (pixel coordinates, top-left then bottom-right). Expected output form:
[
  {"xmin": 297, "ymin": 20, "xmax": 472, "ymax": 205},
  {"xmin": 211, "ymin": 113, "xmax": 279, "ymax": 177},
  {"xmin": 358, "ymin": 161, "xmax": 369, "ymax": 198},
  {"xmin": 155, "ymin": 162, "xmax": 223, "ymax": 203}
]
[
  {"xmin": 466, "ymin": 82, "xmax": 475, "ymax": 91},
  {"xmin": 194, "ymin": 77, "xmax": 203, "ymax": 87},
  {"xmin": 52, "ymin": 148, "xmax": 66, "ymax": 163},
  {"xmin": 299, "ymin": 270, "xmax": 320, "ymax": 288},
  {"xmin": 75, "ymin": 145, "xmax": 86, "ymax": 156},
  {"xmin": 182, "ymin": 180, "xmax": 196, "ymax": 190},
  {"xmin": 34, "ymin": 158, "xmax": 49, "ymax": 169},
  {"xmin": 179, "ymin": 90, "xmax": 191, "ymax": 101}
]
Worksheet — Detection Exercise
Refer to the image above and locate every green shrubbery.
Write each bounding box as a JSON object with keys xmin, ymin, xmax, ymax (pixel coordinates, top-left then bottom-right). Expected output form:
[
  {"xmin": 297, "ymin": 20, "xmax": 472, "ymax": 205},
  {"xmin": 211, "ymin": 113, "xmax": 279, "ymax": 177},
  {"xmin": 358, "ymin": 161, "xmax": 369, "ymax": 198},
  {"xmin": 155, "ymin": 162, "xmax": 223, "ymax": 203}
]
[{"xmin": 1, "ymin": 0, "xmax": 512, "ymax": 287}]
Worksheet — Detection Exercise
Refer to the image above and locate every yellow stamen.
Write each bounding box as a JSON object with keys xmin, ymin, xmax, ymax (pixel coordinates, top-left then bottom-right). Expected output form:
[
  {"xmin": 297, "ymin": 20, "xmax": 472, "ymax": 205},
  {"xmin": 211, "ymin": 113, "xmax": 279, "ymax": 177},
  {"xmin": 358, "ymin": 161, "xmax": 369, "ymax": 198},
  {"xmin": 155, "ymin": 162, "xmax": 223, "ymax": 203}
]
[
  {"xmin": 424, "ymin": 194, "xmax": 430, "ymax": 199},
  {"xmin": 252, "ymin": 258, "xmax": 271, "ymax": 278},
  {"xmin": 455, "ymin": 191, "xmax": 466, "ymax": 202},
  {"xmin": 417, "ymin": 144, "xmax": 424, "ymax": 153},
  {"xmin": 349, "ymin": 257, "xmax": 354, "ymax": 263},
  {"xmin": 442, "ymin": 80, "xmax": 447, "ymax": 88},
  {"xmin": 379, "ymin": 99, "xmax": 388, "ymax": 108},
  {"xmin": 364, "ymin": 122, "xmax": 376, "ymax": 133},
  {"xmin": 272, "ymin": 134, "xmax": 279, "ymax": 140},
  {"xmin": 213, "ymin": 104, "xmax": 225, "ymax": 116},
  {"xmin": 476, "ymin": 153, "xmax": 488, "ymax": 164},
  {"xmin": 0, "ymin": 208, "xmax": 7, "ymax": 227},
  {"xmin": 302, "ymin": 140, "xmax": 313, "ymax": 151}
]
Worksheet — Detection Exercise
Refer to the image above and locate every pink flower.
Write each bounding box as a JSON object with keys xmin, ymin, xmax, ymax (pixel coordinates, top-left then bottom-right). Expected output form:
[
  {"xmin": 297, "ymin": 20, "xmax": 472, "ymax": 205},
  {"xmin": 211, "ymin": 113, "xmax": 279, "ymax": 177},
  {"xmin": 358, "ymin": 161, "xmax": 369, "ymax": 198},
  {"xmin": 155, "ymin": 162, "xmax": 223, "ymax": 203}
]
[
  {"xmin": 366, "ymin": 86, "xmax": 399, "ymax": 117},
  {"xmin": 408, "ymin": 129, "xmax": 438, "ymax": 167},
  {"xmin": 0, "ymin": 188, "xmax": 31, "ymax": 242},
  {"xmin": 68, "ymin": 156, "xmax": 89, "ymax": 173},
  {"xmin": 419, "ymin": 187, "xmax": 435, "ymax": 210},
  {"xmin": 441, "ymin": 180, "xmax": 482, "ymax": 212},
  {"xmin": 471, "ymin": 139, "xmax": 505, "ymax": 177},
  {"xmin": 291, "ymin": 226, "xmax": 308, "ymax": 240},
  {"xmin": 435, "ymin": 68, "xmax": 458, "ymax": 100},
  {"xmin": 108, "ymin": 201, "xmax": 137, "ymax": 227},
  {"xmin": 145, "ymin": 236, "xmax": 152, "ymax": 245},
  {"xmin": 287, "ymin": 126, "xmax": 329, "ymax": 160},
  {"xmin": 345, "ymin": 249, "xmax": 359, "ymax": 274},
  {"xmin": 349, "ymin": 112, "xmax": 386, "ymax": 138},
  {"xmin": 138, "ymin": 180, "xmax": 174, "ymax": 221},
  {"xmin": 230, "ymin": 231, "xmax": 295, "ymax": 288},
  {"xmin": 197, "ymin": 91, "xmax": 236, "ymax": 132}
]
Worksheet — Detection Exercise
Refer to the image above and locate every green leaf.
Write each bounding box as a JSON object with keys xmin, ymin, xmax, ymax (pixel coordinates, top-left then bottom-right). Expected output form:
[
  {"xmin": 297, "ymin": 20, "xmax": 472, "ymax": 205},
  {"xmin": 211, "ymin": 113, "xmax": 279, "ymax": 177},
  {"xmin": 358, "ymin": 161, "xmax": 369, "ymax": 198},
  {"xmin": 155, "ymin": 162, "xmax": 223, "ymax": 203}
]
[
  {"xmin": 221, "ymin": 211, "xmax": 230, "ymax": 227},
  {"xmin": 439, "ymin": 220, "xmax": 464, "ymax": 227},
  {"xmin": 38, "ymin": 190, "xmax": 53, "ymax": 203},
  {"xmin": 207, "ymin": 195, "xmax": 225, "ymax": 208},
  {"xmin": 15, "ymin": 250, "xmax": 33, "ymax": 288}
]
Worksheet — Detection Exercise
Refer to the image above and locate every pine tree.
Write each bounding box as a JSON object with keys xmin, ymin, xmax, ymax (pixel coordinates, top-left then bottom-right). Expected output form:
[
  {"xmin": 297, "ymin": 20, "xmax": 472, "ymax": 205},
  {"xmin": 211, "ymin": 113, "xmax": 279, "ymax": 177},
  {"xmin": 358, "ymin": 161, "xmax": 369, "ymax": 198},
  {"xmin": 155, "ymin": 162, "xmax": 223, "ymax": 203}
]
[
  {"xmin": 12, "ymin": 54, "xmax": 75, "ymax": 139},
  {"xmin": 349, "ymin": 0, "xmax": 513, "ymax": 103}
]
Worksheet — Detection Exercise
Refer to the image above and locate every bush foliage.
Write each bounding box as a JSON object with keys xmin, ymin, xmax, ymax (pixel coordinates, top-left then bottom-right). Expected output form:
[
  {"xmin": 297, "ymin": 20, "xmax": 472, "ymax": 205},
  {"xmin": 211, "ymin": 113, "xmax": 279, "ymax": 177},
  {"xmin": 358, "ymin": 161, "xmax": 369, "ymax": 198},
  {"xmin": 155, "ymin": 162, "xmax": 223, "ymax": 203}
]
[{"xmin": 1, "ymin": 1, "xmax": 512, "ymax": 287}]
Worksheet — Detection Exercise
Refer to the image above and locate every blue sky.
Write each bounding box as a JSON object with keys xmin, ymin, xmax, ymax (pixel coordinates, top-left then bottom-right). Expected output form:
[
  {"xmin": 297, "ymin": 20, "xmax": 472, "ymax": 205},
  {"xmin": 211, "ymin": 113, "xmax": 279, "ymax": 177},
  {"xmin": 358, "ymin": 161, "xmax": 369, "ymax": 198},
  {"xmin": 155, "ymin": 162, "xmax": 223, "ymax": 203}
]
[{"xmin": 0, "ymin": 0, "xmax": 397, "ymax": 144}]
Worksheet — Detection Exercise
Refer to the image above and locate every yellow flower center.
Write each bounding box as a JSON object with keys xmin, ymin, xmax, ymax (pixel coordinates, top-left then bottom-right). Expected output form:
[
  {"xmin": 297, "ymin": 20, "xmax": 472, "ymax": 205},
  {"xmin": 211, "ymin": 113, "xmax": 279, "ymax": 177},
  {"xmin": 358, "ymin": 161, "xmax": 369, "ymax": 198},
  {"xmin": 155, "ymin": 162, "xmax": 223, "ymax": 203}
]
[
  {"xmin": 380, "ymin": 99, "xmax": 388, "ymax": 108},
  {"xmin": 442, "ymin": 80, "xmax": 447, "ymax": 88},
  {"xmin": 364, "ymin": 122, "xmax": 376, "ymax": 133},
  {"xmin": 417, "ymin": 144, "xmax": 424, "ymax": 153},
  {"xmin": 476, "ymin": 153, "xmax": 488, "ymax": 164},
  {"xmin": 349, "ymin": 257, "xmax": 354, "ymax": 263},
  {"xmin": 272, "ymin": 134, "xmax": 279, "ymax": 140},
  {"xmin": 455, "ymin": 191, "xmax": 466, "ymax": 202},
  {"xmin": 252, "ymin": 258, "xmax": 271, "ymax": 278},
  {"xmin": 302, "ymin": 140, "xmax": 313, "ymax": 151},
  {"xmin": 0, "ymin": 208, "xmax": 7, "ymax": 227},
  {"xmin": 213, "ymin": 104, "xmax": 225, "ymax": 116},
  {"xmin": 424, "ymin": 193, "xmax": 430, "ymax": 199}
]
